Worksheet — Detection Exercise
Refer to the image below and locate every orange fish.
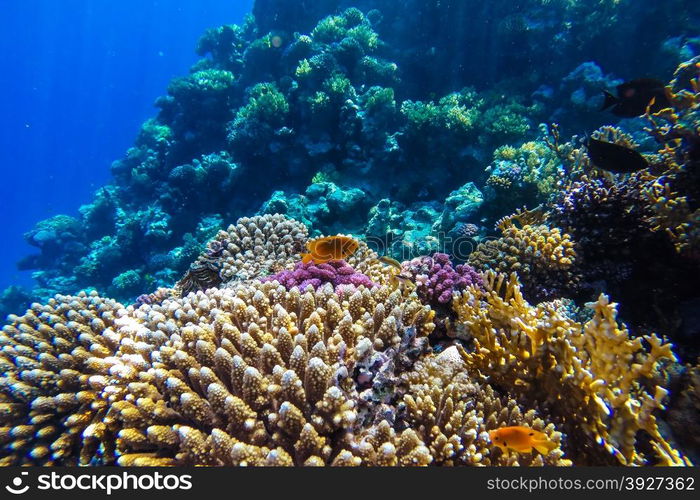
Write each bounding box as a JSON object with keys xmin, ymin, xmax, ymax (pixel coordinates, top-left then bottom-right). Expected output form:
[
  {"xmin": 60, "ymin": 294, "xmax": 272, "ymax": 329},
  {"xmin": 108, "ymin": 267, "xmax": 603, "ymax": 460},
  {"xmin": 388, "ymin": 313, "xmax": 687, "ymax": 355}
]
[
  {"xmin": 489, "ymin": 426, "xmax": 557, "ymax": 455},
  {"xmin": 301, "ymin": 235, "xmax": 359, "ymax": 264}
]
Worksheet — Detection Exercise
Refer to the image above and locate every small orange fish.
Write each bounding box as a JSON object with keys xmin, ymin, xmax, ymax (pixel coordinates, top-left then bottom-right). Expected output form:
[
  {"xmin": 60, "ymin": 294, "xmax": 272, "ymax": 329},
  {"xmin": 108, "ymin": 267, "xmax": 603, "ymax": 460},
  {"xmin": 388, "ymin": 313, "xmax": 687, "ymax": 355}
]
[
  {"xmin": 301, "ymin": 235, "xmax": 359, "ymax": 264},
  {"xmin": 489, "ymin": 426, "xmax": 557, "ymax": 455}
]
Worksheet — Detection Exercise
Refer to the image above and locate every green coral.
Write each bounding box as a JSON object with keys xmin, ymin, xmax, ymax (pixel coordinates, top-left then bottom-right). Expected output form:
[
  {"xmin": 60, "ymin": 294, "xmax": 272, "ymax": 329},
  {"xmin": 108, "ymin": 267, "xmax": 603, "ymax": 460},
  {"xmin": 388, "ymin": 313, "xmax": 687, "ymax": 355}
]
[
  {"xmin": 364, "ymin": 86, "xmax": 396, "ymax": 114},
  {"xmin": 110, "ymin": 269, "xmax": 144, "ymax": 298},
  {"xmin": 347, "ymin": 24, "xmax": 379, "ymax": 51},
  {"xmin": 323, "ymin": 73, "xmax": 356, "ymax": 101},
  {"xmin": 136, "ymin": 119, "xmax": 173, "ymax": 150},
  {"xmin": 401, "ymin": 88, "xmax": 483, "ymax": 135},
  {"xmin": 295, "ymin": 58, "xmax": 312, "ymax": 78},
  {"xmin": 482, "ymin": 103, "xmax": 532, "ymax": 140},
  {"xmin": 168, "ymin": 69, "xmax": 235, "ymax": 98},
  {"xmin": 308, "ymin": 91, "xmax": 331, "ymax": 113},
  {"xmin": 342, "ymin": 7, "xmax": 365, "ymax": 27},
  {"xmin": 311, "ymin": 15, "xmax": 347, "ymax": 44},
  {"xmin": 229, "ymin": 82, "xmax": 289, "ymax": 145},
  {"xmin": 311, "ymin": 170, "xmax": 340, "ymax": 184}
]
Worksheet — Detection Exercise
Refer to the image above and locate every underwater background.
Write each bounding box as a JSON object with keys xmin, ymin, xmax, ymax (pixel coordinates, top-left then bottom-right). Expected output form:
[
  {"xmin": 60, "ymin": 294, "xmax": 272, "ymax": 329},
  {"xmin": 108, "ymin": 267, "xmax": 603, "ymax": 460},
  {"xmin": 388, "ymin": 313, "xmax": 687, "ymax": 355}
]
[{"xmin": 1, "ymin": 0, "xmax": 700, "ymax": 466}]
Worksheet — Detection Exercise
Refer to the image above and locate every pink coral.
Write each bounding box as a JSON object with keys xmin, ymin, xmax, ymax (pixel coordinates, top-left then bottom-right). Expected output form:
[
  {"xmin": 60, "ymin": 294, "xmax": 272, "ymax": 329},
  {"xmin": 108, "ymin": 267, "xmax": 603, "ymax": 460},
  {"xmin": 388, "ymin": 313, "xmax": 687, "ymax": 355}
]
[
  {"xmin": 402, "ymin": 253, "xmax": 482, "ymax": 306},
  {"xmin": 262, "ymin": 259, "xmax": 375, "ymax": 291}
]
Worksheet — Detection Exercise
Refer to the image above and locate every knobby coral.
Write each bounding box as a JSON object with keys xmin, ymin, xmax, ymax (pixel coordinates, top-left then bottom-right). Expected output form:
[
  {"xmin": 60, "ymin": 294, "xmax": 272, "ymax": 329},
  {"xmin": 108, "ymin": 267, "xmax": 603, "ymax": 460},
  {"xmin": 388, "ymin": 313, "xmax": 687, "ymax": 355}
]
[
  {"xmin": 468, "ymin": 209, "xmax": 578, "ymax": 302},
  {"xmin": 0, "ymin": 283, "xmax": 437, "ymax": 466},
  {"xmin": 176, "ymin": 214, "xmax": 309, "ymax": 296},
  {"xmin": 263, "ymin": 260, "xmax": 375, "ymax": 291}
]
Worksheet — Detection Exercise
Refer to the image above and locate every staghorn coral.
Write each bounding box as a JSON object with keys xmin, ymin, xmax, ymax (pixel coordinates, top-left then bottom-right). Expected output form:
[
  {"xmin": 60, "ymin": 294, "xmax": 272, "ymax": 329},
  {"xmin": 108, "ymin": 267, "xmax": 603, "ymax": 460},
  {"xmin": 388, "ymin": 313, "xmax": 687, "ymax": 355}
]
[
  {"xmin": 468, "ymin": 210, "xmax": 578, "ymax": 302},
  {"xmin": 175, "ymin": 214, "xmax": 309, "ymax": 296},
  {"xmin": 452, "ymin": 272, "xmax": 689, "ymax": 466},
  {"xmin": 262, "ymin": 260, "xmax": 375, "ymax": 291}
]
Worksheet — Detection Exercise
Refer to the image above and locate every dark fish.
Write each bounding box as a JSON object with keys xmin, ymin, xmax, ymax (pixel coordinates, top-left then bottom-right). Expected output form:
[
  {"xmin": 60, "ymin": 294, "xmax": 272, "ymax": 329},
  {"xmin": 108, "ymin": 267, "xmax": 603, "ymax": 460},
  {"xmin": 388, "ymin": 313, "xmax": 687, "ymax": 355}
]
[
  {"xmin": 687, "ymin": 136, "xmax": 700, "ymax": 162},
  {"xmin": 601, "ymin": 78, "xmax": 670, "ymax": 117},
  {"xmin": 587, "ymin": 137, "xmax": 649, "ymax": 173}
]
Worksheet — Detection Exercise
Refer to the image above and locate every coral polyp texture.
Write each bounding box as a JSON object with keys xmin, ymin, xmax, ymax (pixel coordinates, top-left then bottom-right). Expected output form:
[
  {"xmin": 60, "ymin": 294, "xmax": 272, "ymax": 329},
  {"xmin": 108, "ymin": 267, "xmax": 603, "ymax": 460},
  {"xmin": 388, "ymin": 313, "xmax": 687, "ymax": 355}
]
[
  {"xmin": 3, "ymin": 0, "xmax": 700, "ymax": 467},
  {"xmin": 263, "ymin": 260, "xmax": 375, "ymax": 291}
]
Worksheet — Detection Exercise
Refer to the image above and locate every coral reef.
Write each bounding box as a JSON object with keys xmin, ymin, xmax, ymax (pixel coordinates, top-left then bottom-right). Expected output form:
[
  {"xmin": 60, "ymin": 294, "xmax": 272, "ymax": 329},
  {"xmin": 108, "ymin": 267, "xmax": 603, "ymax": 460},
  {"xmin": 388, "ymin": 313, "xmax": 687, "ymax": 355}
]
[
  {"xmin": 0, "ymin": 268, "xmax": 686, "ymax": 466},
  {"xmin": 453, "ymin": 272, "xmax": 688, "ymax": 465},
  {"xmin": 2, "ymin": 1, "xmax": 700, "ymax": 468},
  {"xmin": 468, "ymin": 209, "xmax": 578, "ymax": 302}
]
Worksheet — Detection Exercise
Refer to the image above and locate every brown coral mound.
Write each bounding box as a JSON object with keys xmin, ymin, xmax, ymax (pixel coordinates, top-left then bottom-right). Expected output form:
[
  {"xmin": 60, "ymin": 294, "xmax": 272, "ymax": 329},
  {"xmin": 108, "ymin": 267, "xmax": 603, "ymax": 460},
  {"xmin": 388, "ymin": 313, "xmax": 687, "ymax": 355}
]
[
  {"xmin": 176, "ymin": 214, "xmax": 309, "ymax": 297},
  {"xmin": 0, "ymin": 292, "xmax": 127, "ymax": 465},
  {"xmin": 452, "ymin": 272, "xmax": 689, "ymax": 465},
  {"xmin": 468, "ymin": 209, "xmax": 578, "ymax": 302}
]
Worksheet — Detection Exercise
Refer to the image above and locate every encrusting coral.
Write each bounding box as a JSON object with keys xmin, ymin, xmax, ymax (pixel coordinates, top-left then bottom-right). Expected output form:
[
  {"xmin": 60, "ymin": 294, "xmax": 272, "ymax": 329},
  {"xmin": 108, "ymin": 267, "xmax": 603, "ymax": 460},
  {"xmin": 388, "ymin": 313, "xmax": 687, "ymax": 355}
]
[{"xmin": 263, "ymin": 260, "xmax": 375, "ymax": 291}]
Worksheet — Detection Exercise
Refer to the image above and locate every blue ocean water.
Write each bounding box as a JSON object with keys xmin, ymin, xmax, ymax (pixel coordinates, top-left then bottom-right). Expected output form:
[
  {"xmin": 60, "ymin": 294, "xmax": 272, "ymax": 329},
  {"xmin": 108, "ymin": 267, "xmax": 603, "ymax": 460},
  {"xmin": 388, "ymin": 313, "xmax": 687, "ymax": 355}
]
[{"xmin": 0, "ymin": 0, "xmax": 252, "ymax": 291}]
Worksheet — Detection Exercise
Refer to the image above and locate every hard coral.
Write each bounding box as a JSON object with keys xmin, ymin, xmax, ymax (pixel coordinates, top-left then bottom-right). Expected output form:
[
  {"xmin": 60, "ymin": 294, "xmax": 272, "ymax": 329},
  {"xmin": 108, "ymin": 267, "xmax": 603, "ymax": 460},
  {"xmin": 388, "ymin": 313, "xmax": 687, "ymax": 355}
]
[
  {"xmin": 262, "ymin": 260, "xmax": 375, "ymax": 291},
  {"xmin": 401, "ymin": 253, "xmax": 483, "ymax": 307},
  {"xmin": 468, "ymin": 210, "xmax": 578, "ymax": 302},
  {"xmin": 1, "ymin": 282, "xmax": 435, "ymax": 465},
  {"xmin": 0, "ymin": 291, "xmax": 127, "ymax": 465},
  {"xmin": 453, "ymin": 272, "xmax": 688, "ymax": 466},
  {"xmin": 176, "ymin": 214, "xmax": 308, "ymax": 296},
  {"xmin": 397, "ymin": 347, "xmax": 570, "ymax": 466}
]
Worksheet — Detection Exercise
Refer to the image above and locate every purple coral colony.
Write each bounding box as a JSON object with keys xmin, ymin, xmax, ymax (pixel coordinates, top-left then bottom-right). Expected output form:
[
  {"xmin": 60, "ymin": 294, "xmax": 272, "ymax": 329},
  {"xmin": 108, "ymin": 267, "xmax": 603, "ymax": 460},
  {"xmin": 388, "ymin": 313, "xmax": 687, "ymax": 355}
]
[{"xmin": 1, "ymin": 0, "xmax": 700, "ymax": 468}]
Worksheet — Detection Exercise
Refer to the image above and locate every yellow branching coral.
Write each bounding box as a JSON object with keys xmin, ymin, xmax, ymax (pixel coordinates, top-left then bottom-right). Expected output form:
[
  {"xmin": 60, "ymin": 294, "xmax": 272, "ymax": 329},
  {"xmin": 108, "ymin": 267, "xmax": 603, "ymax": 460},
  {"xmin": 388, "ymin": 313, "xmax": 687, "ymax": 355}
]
[
  {"xmin": 644, "ymin": 179, "xmax": 700, "ymax": 256},
  {"xmin": 398, "ymin": 346, "xmax": 570, "ymax": 466},
  {"xmin": 452, "ymin": 272, "xmax": 689, "ymax": 465},
  {"xmin": 468, "ymin": 212, "xmax": 578, "ymax": 302}
]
